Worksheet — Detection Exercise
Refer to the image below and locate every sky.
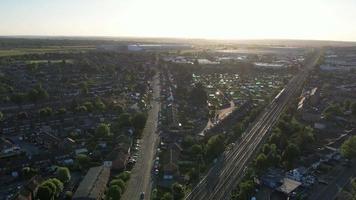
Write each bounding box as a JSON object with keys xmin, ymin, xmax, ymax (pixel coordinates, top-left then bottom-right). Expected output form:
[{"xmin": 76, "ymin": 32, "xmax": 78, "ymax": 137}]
[{"xmin": 1, "ymin": 0, "xmax": 356, "ymax": 41}]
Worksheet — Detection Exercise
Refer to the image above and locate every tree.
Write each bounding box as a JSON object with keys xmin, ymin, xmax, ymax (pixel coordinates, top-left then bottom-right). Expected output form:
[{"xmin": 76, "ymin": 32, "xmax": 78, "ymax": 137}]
[
  {"xmin": 269, "ymin": 128, "xmax": 287, "ymax": 149},
  {"xmin": 233, "ymin": 123, "xmax": 244, "ymax": 139},
  {"xmin": 95, "ymin": 123, "xmax": 111, "ymax": 137},
  {"xmin": 50, "ymin": 178, "xmax": 63, "ymax": 197},
  {"xmin": 131, "ymin": 112, "xmax": 147, "ymax": 130},
  {"xmin": 83, "ymin": 101, "xmax": 94, "ymax": 112},
  {"xmin": 161, "ymin": 192, "xmax": 173, "ymax": 200},
  {"xmin": 351, "ymin": 178, "xmax": 356, "ymax": 199},
  {"xmin": 112, "ymin": 104, "xmax": 123, "ymax": 114},
  {"xmin": 117, "ymin": 113, "xmax": 132, "ymax": 128},
  {"xmin": 56, "ymin": 167, "xmax": 71, "ymax": 183},
  {"xmin": 80, "ymin": 81, "xmax": 89, "ymax": 95},
  {"xmin": 352, "ymin": 102, "xmax": 356, "ymax": 116},
  {"xmin": 64, "ymin": 191, "xmax": 73, "ymax": 200},
  {"xmin": 172, "ymin": 183, "xmax": 185, "ymax": 200},
  {"xmin": 36, "ymin": 178, "xmax": 63, "ymax": 199},
  {"xmin": 39, "ymin": 107, "xmax": 53, "ymax": 118},
  {"xmin": 110, "ymin": 179, "xmax": 126, "ymax": 192},
  {"xmin": 206, "ymin": 134, "xmax": 225, "ymax": 161},
  {"xmin": 341, "ymin": 136, "xmax": 356, "ymax": 159},
  {"xmin": 76, "ymin": 154, "xmax": 91, "ymax": 169},
  {"xmin": 190, "ymin": 82, "xmax": 207, "ymax": 106},
  {"xmin": 191, "ymin": 144, "xmax": 203, "ymax": 157},
  {"xmin": 182, "ymin": 135, "xmax": 194, "ymax": 148},
  {"xmin": 94, "ymin": 97, "xmax": 106, "ymax": 111},
  {"xmin": 36, "ymin": 185, "xmax": 53, "ymax": 200},
  {"xmin": 75, "ymin": 105, "xmax": 88, "ymax": 112},
  {"xmin": 11, "ymin": 93, "xmax": 26, "ymax": 104},
  {"xmin": 57, "ymin": 108, "xmax": 67, "ymax": 115},
  {"xmin": 296, "ymin": 126, "xmax": 314, "ymax": 146},
  {"xmin": 107, "ymin": 185, "xmax": 122, "ymax": 200},
  {"xmin": 236, "ymin": 180, "xmax": 255, "ymax": 200},
  {"xmin": 282, "ymin": 143, "xmax": 300, "ymax": 167},
  {"xmin": 116, "ymin": 171, "xmax": 131, "ymax": 182},
  {"xmin": 255, "ymin": 153, "xmax": 268, "ymax": 172}
]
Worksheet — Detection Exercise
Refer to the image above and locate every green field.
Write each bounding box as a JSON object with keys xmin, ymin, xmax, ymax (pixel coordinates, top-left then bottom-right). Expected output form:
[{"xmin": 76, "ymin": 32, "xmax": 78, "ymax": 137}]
[{"xmin": 0, "ymin": 45, "xmax": 95, "ymax": 57}]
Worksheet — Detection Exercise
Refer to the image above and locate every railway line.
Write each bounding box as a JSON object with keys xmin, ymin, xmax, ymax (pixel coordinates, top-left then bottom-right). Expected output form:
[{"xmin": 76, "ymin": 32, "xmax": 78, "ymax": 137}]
[{"xmin": 186, "ymin": 50, "xmax": 321, "ymax": 200}]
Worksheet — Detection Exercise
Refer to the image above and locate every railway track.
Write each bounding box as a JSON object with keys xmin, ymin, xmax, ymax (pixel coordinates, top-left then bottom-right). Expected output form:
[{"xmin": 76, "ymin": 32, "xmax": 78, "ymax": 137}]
[{"xmin": 186, "ymin": 51, "xmax": 321, "ymax": 200}]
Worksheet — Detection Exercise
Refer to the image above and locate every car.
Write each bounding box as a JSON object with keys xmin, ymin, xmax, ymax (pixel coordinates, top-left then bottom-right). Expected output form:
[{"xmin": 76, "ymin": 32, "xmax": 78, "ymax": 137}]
[
  {"xmin": 140, "ymin": 192, "xmax": 145, "ymax": 199},
  {"xmin": 154, "ymin": 169, "xmax": 159, "ymax": 175}
]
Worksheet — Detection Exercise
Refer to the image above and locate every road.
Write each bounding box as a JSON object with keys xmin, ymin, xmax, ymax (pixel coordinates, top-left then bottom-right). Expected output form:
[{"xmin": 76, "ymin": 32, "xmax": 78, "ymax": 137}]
[
  {"xmin": 186, "ymin": 50, "xmax": 322, "ymax": 200},
  {"xmin": 122, "ymin": 74, "xmax": 160, "ymax": 200},
  {"xmin": 199, "ymin": 100, "xmax": 236, "ymax": 136},
  {"xmin": 308, "ymin": 160, "xmax": 356, "ymax": 200}
]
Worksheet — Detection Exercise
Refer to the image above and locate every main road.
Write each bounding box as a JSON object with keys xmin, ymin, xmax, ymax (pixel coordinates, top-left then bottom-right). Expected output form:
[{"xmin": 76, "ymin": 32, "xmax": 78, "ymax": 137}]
[
  {"xmin": 186, "ymin": 50, "xmax": 322, "ymax": 200},
  {"xmin": 122, "ymin": 74, "xmax": 160, "ymax": 200}
]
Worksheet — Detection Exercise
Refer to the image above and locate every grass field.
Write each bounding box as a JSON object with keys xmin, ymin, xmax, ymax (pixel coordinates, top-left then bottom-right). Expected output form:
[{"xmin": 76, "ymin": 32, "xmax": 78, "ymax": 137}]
[{"xmin": 0, "ymin": 45, "xmax": 95, "ymax": 57}]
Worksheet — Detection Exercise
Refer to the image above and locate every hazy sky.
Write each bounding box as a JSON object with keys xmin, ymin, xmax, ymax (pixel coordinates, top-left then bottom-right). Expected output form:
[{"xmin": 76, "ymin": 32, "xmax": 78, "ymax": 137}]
[{"xmin": 1, "ymin": 0, "xmax": 356, "ymax": 41}]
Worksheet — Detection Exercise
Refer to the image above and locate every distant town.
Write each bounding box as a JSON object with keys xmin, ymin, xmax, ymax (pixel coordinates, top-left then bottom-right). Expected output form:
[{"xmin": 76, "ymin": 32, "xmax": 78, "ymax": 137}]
[{"xmin": 0, "ymin": 38, "xmax": 355, "ymax": 200}]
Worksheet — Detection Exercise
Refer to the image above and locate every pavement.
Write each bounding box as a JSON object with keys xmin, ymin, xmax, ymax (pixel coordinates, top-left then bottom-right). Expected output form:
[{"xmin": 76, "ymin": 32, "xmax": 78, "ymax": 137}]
[{"xmin": 122, "ymin": 74, "xmax": 160, "ymax": 200}]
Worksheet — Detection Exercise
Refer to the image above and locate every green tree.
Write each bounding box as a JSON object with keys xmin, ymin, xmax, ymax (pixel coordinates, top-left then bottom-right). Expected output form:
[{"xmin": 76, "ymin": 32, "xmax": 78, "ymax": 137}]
[
  {"xmin": 161, "ymin": 192, "xmax": 173, "ymax": 200},
  {"xmin": 191, "ymin": 144, "xmax": 203, "ymax": 157},
  {"xmin": 282, "ymin": 143, "xmax": 300, "ymax": 168},
  {"xmin": 56, "ymin": 167, "xmax": 71, "ymax": 183},
  {"xmin": 64, "ymin": 191, "xmax": 73, "ymax": 200},
  {"xmin": 94, "ymin": 97, "xmax": 106, "ymax": 111},
  {"xmin": 131, "ymin": 112, "xmax": 147, "ymax": 130},
  {"xmin": 341, "ymin": 136, "xmax": 356, "ymax": 159},
  {"xmin": 37, "ymin": 178, "xmax": 63, "ymax": 199},
  {"xmin": 110, "ymin": 179, "xmax": 126, "ymax": 192},
  {"xmin": 236, "ymin": 180, "xmax": 255, "ymax": 200},
  {"xmin": 106, "ymin": 185, "xmax": 122, "ymax": 200},
  {"xmin": 352, "ymin": 102, "xmax": 356, "ymax": 116},
  {"xmin": 172, "ymin": 183, "xmax": 185, "ymax": 200},
  {"xmin": 95, "ymin": 123, "xmax": 111, "ymax": 137},
  {"xmin": 76, "ymin": 154, "xmax": 91, "ymax": 169},
  {"xmin": 11, "ymin": 93, "xmax": 26, "ymax": 104},
  {"xmin": 351, "ymin": 178, "xmax": 356, "ymax": 199},
  {"xmin": 39, "ymin": 107, "xmax": 53, "ymax": 118},
  {"xmin": 190, "ymin": 82, "xmax": 207, "ymax": 106},
  {"xmin": 233, "ymin": 123, "xmax": 244, "ymax": 139},
  {"xmin": 117, "ymin": 113, "xmax": 132, "ymax": 128},
  {"xmin": 116, "ymin": 171, "xmax": 131, "ymax": 182},
  {"xmin": 182, "ymin": 135, "xmax": 195, "ymax": 148},
  {"xmin": 57, "ymin": 108, "xmax": 67, "ymax": 115},
  {"xmin": 36, "ymin": 185, "xmax": 53, "ymax": 200},
  {"xmin": 49, "ymin": 178, "xmax": 63, "ymax": 197},
  {"xmin": 83, "ymin": 101, "xmax": 94, "ymax": 112},
  {"xmin": 255, "ymin": 153, "xmax": 268, "ymax": 172},
  {"xmin": 206, "ymin": 134, "xmax": 225, "ymax": 161},
  {"xmin": 80, "ymin": 81, "xmax": 89, "ymax": 95}
]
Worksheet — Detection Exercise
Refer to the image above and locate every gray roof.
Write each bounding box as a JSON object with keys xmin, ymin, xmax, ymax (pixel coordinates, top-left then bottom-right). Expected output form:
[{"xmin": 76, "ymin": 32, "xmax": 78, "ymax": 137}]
[
  {"xmin": 276, "ymin": 178, "xmax": 301, "ymax": 194},
  {"xmin": 73, "ymin": 166, "xmax": 110, "ymax": 200}
]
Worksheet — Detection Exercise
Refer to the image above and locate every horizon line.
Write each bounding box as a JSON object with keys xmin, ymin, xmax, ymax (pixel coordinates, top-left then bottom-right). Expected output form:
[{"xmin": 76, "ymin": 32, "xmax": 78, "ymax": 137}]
[{"xmin": 1, "ymin": 35, "xmax": 356, "ymax": 44}]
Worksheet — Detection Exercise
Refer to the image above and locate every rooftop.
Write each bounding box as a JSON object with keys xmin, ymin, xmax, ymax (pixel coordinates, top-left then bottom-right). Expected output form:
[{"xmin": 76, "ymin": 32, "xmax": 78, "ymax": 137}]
[{"xmin": 73, "ymin": 165, "xmax": 110, "ymax": 200}]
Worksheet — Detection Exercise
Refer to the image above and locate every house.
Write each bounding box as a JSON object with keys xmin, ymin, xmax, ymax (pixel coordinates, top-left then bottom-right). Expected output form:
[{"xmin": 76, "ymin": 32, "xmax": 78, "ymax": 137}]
[
  {"xmin": 60, "ymin": 137, "xmax": 76, "ymax": 151},
  {"xmin": 105, "ymin": 143, "xmax": 130, "ymax": 171},
  {"xmin": 73, "ymin": 166, "xmax": 110, "ymax": 200},
  {"xmin": 276, "ymin": 178, "xmax": 302, "ymax": 196},
  {"xmin": 36, "ymin": 132, "xmax": 60, "ymax": 149},
  {"xmin": 162, "ymin": 143, "xmax": 182, "ymax": 181},
  {"xmin": 0, "ymin": 137, "xmax": 22, "ymax": 158},
  {"xmin": 17, "ymin": 175, "xmax": 44, "ymax": 200}
]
